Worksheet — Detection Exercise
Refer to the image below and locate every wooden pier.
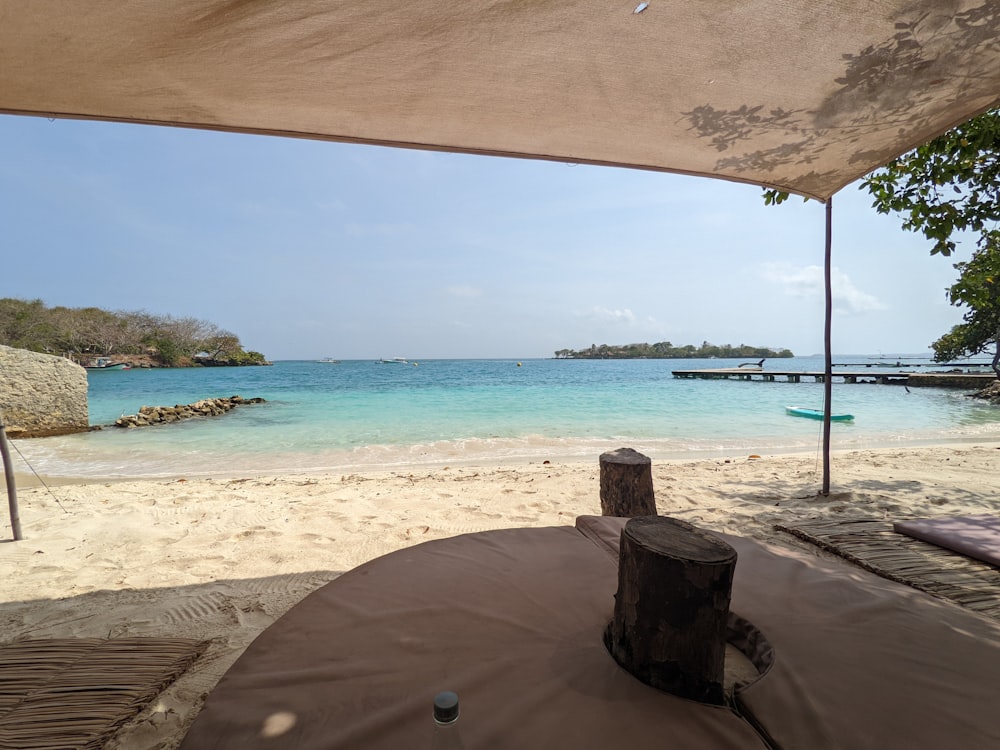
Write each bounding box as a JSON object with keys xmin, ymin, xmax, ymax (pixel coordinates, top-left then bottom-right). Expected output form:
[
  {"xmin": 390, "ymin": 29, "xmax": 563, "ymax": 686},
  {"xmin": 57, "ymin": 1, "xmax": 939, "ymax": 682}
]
[{"xmin": 671, "ymin": 368, "xmax": 996, "ymax": 388}]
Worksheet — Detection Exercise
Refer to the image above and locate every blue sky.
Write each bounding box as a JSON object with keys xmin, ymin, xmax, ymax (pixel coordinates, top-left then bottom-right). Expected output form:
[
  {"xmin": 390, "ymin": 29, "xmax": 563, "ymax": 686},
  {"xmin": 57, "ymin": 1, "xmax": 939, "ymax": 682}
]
[{"xmin": 1, "ymin": 114, "xmax": 970, "ymax": 360}]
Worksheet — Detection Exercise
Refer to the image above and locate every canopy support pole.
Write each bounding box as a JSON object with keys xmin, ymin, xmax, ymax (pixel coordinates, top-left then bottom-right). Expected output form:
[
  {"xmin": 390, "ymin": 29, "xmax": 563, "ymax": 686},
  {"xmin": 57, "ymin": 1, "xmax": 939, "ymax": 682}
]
[
  {"xmin": 822, "ymin": 197, "xmax": 833, "ymax": 496},
  {"xmin": 0, "ymin": 408, "xmax": 22, "ymax": 541}
]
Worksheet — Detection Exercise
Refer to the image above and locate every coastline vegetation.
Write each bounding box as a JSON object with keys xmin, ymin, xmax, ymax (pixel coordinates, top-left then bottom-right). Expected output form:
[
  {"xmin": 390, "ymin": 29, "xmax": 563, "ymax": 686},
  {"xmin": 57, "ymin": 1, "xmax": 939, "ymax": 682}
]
[
  {"xmin": 554, "ymin": 342, "xmax": 794, "ymax": 359},
  {"xmin": 766, "ymin": 106, "xmax": 1000, "ymax": 379},
  {"xmin": 0, "ymin": 297, "xmax": 268, "ymax": 367}
]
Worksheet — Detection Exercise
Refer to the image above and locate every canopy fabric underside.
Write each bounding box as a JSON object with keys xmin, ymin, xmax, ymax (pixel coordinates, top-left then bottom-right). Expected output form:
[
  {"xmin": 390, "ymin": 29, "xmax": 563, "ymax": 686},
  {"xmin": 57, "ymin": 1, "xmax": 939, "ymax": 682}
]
[{"xmin": 3, "ymin": 1, "xmax": 1000, "ymax": 199}]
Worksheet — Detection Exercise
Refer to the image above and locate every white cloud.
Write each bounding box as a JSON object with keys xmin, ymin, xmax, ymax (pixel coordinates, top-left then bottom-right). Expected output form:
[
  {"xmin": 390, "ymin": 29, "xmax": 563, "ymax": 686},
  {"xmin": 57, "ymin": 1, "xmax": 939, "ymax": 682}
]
[
  {"xmin": 762, "ymin": 263, "xmax": 887, "ymax": 313},
  {"xmin": 447, "ymin": 284, "xmax": 482, "ymax": 299},
  {"xmin": 583, "ymin": 306, "xmax": 636, "ymax": 324}
]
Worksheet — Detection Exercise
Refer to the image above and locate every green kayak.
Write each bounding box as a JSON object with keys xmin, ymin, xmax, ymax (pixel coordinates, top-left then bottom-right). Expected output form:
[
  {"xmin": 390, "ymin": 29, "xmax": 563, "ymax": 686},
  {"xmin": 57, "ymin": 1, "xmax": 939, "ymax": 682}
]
[{"xmin": 786, "ymin": 406, "xmax": 854, "ymax": 421}]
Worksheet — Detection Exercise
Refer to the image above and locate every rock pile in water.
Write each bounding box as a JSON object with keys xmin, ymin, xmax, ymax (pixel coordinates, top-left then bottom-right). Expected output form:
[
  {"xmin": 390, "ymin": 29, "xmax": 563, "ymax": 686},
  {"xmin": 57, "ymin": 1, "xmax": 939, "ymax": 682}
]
[
  {"xmin": 114, "ymin": 396, "xmax": 265, "ymax": 428},
  {"xmin": 973, "ymin": 380, "xmax": 1000, "ymax": 405}
]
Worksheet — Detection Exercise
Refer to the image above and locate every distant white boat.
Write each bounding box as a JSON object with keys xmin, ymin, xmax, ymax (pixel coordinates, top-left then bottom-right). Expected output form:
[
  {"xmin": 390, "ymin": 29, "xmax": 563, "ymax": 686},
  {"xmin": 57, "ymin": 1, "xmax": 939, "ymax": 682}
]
[
  {"xmin": 84, "ymin": 357, "xmax": 131, "ymax": 370},
  {"xmin": 316, "ymin": 357, "xmax": 341, "ymax": 364},
  {"xmin": 377, "ymin": 357, "xmax": 409, "ymax": 364}
]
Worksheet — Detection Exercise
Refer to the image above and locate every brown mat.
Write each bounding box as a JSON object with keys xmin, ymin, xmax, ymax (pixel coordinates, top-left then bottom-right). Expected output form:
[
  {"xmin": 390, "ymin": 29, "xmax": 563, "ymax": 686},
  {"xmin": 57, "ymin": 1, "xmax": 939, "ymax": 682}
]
[
  {"xmin": 776, "ymin": 518, "xmax": 1000, "ymax": 620},
  {"xmin": 0, "ymin": 637, "xmax": 208, "ymax": 750}
]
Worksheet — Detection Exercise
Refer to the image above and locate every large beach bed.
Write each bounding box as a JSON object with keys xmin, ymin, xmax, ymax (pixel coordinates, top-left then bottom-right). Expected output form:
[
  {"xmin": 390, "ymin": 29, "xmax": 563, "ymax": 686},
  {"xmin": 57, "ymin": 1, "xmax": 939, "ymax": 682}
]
[{"xmin": 2, "ymin": 443, "xmax": 999, "ymax": 748}]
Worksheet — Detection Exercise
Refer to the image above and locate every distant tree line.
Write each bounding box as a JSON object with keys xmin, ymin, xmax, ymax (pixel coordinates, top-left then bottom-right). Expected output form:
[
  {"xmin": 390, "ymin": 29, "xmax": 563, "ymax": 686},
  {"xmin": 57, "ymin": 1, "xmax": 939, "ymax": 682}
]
[
  {"xmin": 0, "ymin": 298, "xmax": 268, "ymax": 367},
  {"xmin": 554, "ymin": 342, "xmax": 795, "ymax": 359}
]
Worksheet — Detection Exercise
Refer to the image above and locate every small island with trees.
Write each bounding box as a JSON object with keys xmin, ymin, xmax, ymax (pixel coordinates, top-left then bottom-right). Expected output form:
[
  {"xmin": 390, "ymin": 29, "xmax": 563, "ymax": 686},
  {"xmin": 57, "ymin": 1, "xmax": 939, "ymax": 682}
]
[
  {"xmin": 554, "ymin": 342, "xmax": 794, "ymax": 359},
  {"xmin": 0, "ymin": 298, "xmax": 269, "ymax": 367}
]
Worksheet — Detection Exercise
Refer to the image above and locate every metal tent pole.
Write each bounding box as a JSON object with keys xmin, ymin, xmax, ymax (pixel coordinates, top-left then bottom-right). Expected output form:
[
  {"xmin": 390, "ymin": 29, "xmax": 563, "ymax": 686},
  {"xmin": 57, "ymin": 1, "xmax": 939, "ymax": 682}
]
[
  {"xmin": 822, "ymin": 197, "xmax": 833, "ymax": 496},
  {"xmin": 0, "ymin": 408, "xmax": 22, "ymax": 541}
]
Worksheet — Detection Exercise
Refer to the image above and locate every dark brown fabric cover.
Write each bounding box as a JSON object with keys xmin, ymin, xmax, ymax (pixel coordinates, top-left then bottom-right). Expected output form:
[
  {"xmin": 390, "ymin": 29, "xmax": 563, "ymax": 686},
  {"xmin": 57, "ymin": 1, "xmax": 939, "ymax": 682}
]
[
  {"xmin": 179, "ymin": 525, "xmax": 766, "ymax": 749},
  {"xmin": 180, "ymin": 519, "xmax": 1000, "ymax": 749},
  {"xmin": 893, "ymin": 515, "xmax": 1000, "ymax": 568},
  {"xmin": 578, "ymin": 516, "xmax": 1000, "ymax": 749}
]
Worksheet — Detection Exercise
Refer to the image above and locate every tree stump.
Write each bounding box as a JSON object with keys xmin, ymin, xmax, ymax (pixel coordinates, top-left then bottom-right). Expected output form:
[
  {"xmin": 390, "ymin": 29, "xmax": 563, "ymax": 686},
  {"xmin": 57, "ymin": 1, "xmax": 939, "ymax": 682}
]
[
  {"xmin": 603, "ymin": 516, "xmax": 737, "ymax": 705},
  {"xmin": 599, "ymin": 448, "xmax": 656, "ymax": 517}
]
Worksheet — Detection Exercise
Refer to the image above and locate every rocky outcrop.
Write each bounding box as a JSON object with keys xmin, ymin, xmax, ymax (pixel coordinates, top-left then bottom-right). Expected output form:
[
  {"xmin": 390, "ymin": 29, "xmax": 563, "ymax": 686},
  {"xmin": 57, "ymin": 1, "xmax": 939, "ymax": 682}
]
[
  {"xmin": 113, "ymin": 396, "xmax": 265, "ymax": 428},
  {"xmin": 971, "ymin": 380, "xmax": 1000, "ymax": 405},
  {"xmin": 0, "ymin": 345, "xmax": 89, "ymax": 437}
]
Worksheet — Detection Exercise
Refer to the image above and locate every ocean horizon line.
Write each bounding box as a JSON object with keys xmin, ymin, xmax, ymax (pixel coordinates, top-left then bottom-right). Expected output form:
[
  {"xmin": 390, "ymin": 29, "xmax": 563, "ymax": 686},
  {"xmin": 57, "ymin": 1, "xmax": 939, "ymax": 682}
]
[{"xmin": 283, "ymin": 352, "xmax": 945, "ymax": 361}]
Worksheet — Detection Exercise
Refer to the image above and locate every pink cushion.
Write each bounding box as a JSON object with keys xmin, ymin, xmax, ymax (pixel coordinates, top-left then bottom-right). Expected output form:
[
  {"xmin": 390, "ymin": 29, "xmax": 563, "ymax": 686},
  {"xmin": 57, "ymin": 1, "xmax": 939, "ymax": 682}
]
[{"xmin": 893, "ymin": 515, "xmax": 1000, "ymax": 567}]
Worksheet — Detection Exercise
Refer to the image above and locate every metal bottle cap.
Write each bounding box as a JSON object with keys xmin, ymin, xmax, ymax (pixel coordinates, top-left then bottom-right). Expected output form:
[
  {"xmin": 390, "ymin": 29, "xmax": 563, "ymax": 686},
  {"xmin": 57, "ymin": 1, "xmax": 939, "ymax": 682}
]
[{"xmin": 433, "ymin": 691, "xmax": 460, "ymax": 724}]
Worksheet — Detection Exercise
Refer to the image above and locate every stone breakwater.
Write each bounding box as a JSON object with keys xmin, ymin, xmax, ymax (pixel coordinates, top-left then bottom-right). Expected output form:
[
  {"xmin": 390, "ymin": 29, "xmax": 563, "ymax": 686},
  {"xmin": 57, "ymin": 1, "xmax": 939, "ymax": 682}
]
[{"xmin": 114, "ymin": 396, "xmax": 265, "ymax": 428}]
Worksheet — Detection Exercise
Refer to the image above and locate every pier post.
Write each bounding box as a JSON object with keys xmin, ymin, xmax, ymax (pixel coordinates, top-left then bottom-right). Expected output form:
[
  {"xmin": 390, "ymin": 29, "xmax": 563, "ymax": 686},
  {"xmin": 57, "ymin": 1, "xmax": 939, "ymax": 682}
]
[
  {"xmin": 599, "ymin": 448, "xmax": 657, "ymax": 517},
  {"xmin": 604, "ymin": 516, "xmax": 737, "ymax": 704}
]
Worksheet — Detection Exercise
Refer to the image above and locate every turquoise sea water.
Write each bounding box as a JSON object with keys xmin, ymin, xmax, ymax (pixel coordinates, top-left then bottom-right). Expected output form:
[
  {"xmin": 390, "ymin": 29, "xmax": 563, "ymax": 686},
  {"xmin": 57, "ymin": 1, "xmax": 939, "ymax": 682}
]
[{"xmin": 14, "ymin": 357, "xmax": 1000, "ymax": 479}]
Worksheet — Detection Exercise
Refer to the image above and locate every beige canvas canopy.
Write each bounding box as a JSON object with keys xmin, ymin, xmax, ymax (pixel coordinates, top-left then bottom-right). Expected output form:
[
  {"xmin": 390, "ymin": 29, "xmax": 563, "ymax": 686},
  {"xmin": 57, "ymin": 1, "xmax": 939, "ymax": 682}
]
[
  {"xmin": 2, "ymin": 1, "xmax": 999, "ymax": 201},
  {"xmin": 2, "ymin": 0, "xmax": 1000, "ymax": 496}
]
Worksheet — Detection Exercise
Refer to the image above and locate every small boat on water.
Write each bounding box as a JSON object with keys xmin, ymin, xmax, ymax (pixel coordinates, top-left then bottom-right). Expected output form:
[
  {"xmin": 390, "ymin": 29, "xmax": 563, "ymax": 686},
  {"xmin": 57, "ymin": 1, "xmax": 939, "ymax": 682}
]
[
  {"xmin": 84, "ymin": 357, "xmax": 131, "ymax": 370},
  {"xmin": 317, "ymin": 357, "xmax": 341, "ymax": 364},
  {"xmin": 376, "ymin": 357, "xmax": 409, "ymax": 364},
  {"xmin": 786, "ymin": 406, "xmax": 854, "ymax": 422}
]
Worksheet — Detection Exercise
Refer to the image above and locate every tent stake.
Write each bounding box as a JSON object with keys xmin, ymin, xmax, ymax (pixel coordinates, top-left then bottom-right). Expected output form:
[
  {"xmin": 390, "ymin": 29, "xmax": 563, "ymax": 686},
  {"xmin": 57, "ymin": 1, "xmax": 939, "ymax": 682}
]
[
  {"xmin": 822, "ymin": 197, "xmax": 833, "ymax": 496},
  {"xmin": 0, "ymin": 409, "xmax": 22, "ymax": 541}
]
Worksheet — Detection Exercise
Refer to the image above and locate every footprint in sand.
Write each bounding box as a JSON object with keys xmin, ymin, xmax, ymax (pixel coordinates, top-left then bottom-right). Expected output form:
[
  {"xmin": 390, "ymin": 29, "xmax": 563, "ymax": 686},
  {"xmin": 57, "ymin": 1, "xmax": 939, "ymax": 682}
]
[
  {"xmin": 158, "ymin": 591, "xmax": 231, "ymax": 626},
  {"xmin": 299, "ymin": 533, "xmax": 336, "ymax": 545},
  {"xmin": 231, "ymin": 599, "xmax": 274, "ymax": 629},
  {"xmin": 234, "ymin": 526, "xmax": 281, "ymax": 540}
]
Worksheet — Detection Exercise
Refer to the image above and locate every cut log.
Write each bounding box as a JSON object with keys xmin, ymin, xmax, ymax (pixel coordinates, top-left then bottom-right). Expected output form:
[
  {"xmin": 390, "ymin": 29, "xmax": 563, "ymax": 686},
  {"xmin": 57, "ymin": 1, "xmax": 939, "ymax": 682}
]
[
  {"xmin": 604, "ymin": 515, "xmax": 737, "ymax": 704},
  {"xmin": 599, "ymin": 447, "xmax": 656, "ymax": 517}
]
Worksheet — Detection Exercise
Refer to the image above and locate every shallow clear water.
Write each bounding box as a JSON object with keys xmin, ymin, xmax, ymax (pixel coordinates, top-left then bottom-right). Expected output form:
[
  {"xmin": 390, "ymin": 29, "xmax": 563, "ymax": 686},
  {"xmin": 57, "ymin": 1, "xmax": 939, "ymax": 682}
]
[{"xmin": 13, "ymin": 357, "xmax": 1000, "ymax": 478}]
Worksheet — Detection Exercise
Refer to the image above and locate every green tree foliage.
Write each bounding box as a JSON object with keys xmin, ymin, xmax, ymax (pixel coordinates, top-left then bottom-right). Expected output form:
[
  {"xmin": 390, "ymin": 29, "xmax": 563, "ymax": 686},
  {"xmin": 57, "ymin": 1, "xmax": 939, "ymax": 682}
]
[
  {"xmin": 864, "ymin": 108, "xmax": 1000, "ymax": 377},
  {"xmin": 554, "ymin": 342, "xmax": 794, "ymax": 359},
  {"xmin": 863, "ymin": 109, "xmax": 1000, "ymax": 258},
  {"xmin": 0, "ymin": 298, "xmax": 268, "ymax": 367},
  {"xmin": 0, "ymin": 298, "xmax": 53, "ymax": 351},
  {"xmin": 866, "ymin": 108, "xmax": 1000, "ymax": 377},
  {"xmin": 145, "ymin": 335, "xmax": 182, "ymax": 367},
  {"xmin": 931, "ymin": 240, "xmax": 1000, "ymax": 375},
  {"xmin": 764, "ymin": 107, "xmax": 1000, "ymax": 377}
]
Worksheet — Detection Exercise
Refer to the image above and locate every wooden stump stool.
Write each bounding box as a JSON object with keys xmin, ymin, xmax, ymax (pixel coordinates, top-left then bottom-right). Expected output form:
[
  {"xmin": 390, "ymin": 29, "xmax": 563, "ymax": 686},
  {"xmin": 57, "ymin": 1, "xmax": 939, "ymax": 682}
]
[
  {"xmin": 599, "ymin": 447, "xmax": 656, "ymax": 517},
  {"xmin": 604, "ymin": 515, "xmax": 738, "ymax": 705}
]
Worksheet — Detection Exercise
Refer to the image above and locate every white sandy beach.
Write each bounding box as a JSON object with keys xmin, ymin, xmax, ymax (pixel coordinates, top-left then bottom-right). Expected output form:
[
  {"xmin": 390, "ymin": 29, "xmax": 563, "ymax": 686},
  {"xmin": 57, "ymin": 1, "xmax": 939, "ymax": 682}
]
[{"xmin": 2, "ymin": 442, "xmax": 999, "ymax": 749}]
